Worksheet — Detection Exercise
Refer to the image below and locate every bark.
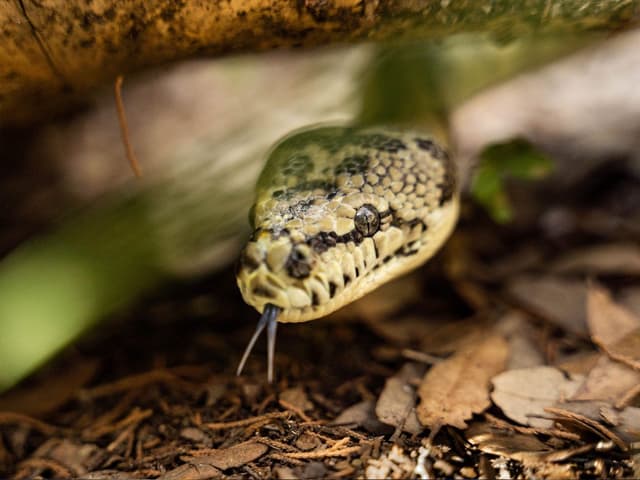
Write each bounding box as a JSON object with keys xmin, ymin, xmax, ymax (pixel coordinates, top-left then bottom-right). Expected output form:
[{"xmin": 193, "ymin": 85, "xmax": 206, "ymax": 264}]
[{"xmin": 1, "ymin": 0, "xmax": 638, "ymax": 126}]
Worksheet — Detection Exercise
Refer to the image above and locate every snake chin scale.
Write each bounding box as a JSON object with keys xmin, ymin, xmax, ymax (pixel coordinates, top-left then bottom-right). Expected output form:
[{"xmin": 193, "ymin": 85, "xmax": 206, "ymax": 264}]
[{"xmin": 236, "ymin": 125, "xmax": 459, "ymax": 324}]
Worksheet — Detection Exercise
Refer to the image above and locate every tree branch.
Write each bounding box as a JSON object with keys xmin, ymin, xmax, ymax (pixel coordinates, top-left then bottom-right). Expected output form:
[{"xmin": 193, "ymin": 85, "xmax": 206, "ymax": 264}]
[{"xmin": 1, "ymin": 0, "xmax": 638, "ymax": 125}]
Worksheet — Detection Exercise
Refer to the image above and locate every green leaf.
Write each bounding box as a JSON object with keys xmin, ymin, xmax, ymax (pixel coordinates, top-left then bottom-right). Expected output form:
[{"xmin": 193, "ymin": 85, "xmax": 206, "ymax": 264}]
[{"xmin": 471, "ymin": 138, "xmax": 554, "ymax": 223}]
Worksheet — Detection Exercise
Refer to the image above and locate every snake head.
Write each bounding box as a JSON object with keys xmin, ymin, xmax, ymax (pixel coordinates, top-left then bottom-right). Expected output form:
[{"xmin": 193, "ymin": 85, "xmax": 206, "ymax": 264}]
[{"xmin": 236, "ymin": 126, "xmax": 459, "ymax": 324}]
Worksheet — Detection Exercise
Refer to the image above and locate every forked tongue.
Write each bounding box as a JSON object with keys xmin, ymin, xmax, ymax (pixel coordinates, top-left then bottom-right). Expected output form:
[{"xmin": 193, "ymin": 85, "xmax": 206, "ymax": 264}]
[{"xmin": 236, "ymin": 304, "xmax": 280, "ymax": 383}]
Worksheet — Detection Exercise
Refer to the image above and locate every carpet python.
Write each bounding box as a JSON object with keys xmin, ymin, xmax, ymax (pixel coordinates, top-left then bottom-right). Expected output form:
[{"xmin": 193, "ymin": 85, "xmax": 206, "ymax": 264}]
[{"xmin": 236, "ymin": 125, "xmax": 459, "ymax": 381}]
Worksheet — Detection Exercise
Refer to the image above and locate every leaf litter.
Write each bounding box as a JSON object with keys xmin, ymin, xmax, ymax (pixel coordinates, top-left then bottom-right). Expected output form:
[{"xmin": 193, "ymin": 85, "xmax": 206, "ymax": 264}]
[{"xmin": 1, "ymin": 161, "xmax": 640, "ymax": 478}]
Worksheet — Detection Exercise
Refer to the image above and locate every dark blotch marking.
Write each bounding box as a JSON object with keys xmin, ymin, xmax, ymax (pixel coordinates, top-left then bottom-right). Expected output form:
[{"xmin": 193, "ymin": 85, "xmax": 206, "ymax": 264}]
[
  {"xmin": 414, "ymin": 137, "xmax": 448, "ymax": 161},
  {"xmin": 335, "ymin": 154, "xmax": 370, "ymax": 176},
  {"xmin": 307, "ymin": 231, "xmax": 338, "ymax": 253},
  {"xmin": 329, "ymin": 282, "xmax": 337, "ymax": 297},
  {"xmin": 343, "ymin": 274, "xmax": 351, "ymax": 285},
  {"xmin": 438, "ymin": 159, "xmax": 457, "ymax": 206},
  {"xmin": 272, "ymin": 180, "xmax": 337, "ymax": 201},
  {"xmin": 357, "ymin": 134, "xmax": 407, "ymax": 153},
  {"xmin": 286, "ymin": 248, "xmax": 311, "ymax": 279},
  {"xmin": 311, "ymin": 291, "xmax": 320, "ymax": 306}
]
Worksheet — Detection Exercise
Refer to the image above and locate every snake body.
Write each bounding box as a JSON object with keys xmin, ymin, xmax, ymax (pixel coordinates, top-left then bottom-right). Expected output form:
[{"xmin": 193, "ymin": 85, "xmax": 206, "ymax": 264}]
[{"xmin": 236, "ymin": 125, "xmax": 458, "ymax": 327}]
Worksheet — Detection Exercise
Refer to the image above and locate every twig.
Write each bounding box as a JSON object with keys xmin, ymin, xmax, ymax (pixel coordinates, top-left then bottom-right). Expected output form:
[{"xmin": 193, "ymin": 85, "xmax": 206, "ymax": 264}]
[
  {"xmin": 0, "ymin": 411, "xmax": 66, "ymax": 436},
  {"xmin": 278, "ymin": 398, "xmax": 313, "ymax": 423},
  {"xmin": 204, "ymin": 411, "xmax": 290, "ymax": 430},
  {"xmin": 114, "ymin": 75, "xmax": 143, "ymax": 178}
]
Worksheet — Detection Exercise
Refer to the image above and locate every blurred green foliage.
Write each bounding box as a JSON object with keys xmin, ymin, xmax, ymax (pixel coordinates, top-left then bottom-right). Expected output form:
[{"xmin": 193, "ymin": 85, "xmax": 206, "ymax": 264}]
[{"xmin": 471, "ymin": 138, "xmax": 555, "ymax": 223}]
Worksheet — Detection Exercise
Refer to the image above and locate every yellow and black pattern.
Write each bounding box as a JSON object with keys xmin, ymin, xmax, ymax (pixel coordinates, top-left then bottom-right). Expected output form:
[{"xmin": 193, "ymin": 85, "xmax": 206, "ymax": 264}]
[{"xmin": 236, "ymin": 126, "xmax": 459, "ymax": 323}]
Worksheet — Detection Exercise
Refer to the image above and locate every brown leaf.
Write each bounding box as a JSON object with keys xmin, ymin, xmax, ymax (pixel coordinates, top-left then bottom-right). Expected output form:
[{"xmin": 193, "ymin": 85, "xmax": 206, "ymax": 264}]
[
  {"xmin": 417, "ymin": 334, "xmax": 509, "ymax": 429},
  {"xmin": 552, "ymin": 243, "xmax": 640, "ymax": 276},
  {"xmin": 332, "ymin": 400, "xmax": 389, "ymax": 433},
  {"xmin": 491, "ymin": 366, "xmax": 584, "ymax": 429},
  {"xmin": 587, "ymin": 283, "xmax": 640, "ymax": 347},
  {"xmin": 507, "ymin": 276, "xmax": 588, "ymax": 336},
  {"xmin": 465, "ymin": 422, "xmax": 552, "ymax": 464},
  {"xmin": 376, "ymin": 363, "xmax": 424, "ymax": 434},
  {"xmin": 280, "ymin": 387, "xmax": 313, "ymax": 413},
  {"xmin": 571, "ymin": 355, "xmax": 640, "ymax": 404},
  {"xmin": 604, "ymin": 328, "xmax": 640, "ymax": 370},
  {"xmin": 158, "ymin": 463, "xmax": 222, "ymax": 480},
  {"xmin": 181, "ymin": 441, "xmax": 268, "ymax": 470},
  {"xmin": 545, "ymin": 402, "xmax": 629, "ymax": 450}
]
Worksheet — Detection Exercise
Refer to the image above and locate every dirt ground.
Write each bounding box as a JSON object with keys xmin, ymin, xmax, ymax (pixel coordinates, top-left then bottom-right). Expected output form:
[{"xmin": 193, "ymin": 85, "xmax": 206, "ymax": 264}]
[{"xmin": 1, "ymin": 155, "xmax": 639, "ymax": 479}]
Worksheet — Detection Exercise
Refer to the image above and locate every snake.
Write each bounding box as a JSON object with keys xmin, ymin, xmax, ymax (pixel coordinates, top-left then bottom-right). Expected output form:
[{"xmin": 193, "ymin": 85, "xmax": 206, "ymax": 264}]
[{"xmin": 235, "ymin": 124, "xmax": 459, "ymax": 381}]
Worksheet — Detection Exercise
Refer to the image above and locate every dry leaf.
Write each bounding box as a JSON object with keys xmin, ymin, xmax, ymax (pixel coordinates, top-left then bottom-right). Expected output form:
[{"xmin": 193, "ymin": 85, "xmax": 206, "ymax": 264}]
[
  {"xmin": 417, "ymin": 334, "xmax": 509, "ymax": 429},
  {"xmin": 491, "ymin": 366, "xmax": 584, "ymax": 429},
  {"xmin": 332, "ymin": 400, "xmax": 390, "ymax": 434},
  {"xmin": 556, "ymin": 352, "xmax": 600, "ymax": 376},
  {"xmin": 419, "ymin": 316, "xmax": 495, "ymax": 355},
  {"xmin": 620, "ymin": 286, "xmax": 640, "ymax": 317},
  {"xmin": 376, "ymin": 363, "xmax": 424, "ymax": 434},
  {"xmin": 545, "ymin": 402, "xmax": 629, "ymax": 450},
  {"xmin": 159, "ymin": 463, "xmax": 222, "ymax": 480},
  {"xmin": 571, "ymin": 354, "xmax": 640, "ymax": 404},
  {"xmin": 181, "ymin": 441, "xmax": 268, "ymax": 470},
  {"xmin": 552, "ymin": 243, "xmax": 640, "ymax": 275},
  {"xmin": 587, "ymin": 283, "xmax": 640, "ymax": 347},
  {"xmin": 495, "ymin": 311, "xmax": 545, "ymax": 370},
  {"xmin": 604, "ymin": 328, "xmax": 640, "ymax": 370},
  {"xmin": 507, "ymin": 276, "xmax": 588, "ymax": 336},
  {"xmin": 280, "ymin": 387, "xmax": 313, "ymax": 413},
  {"xmin": 465, "ymin": 423, "xmax": 552, "ymax": 464}
]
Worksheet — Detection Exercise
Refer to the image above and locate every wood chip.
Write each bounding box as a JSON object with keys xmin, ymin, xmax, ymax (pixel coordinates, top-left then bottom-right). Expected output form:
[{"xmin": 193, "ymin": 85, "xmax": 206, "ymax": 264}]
[
  {"xmin": 491, "ymin": 366, "xmax": 584, "ymax": 429},
  {"xmin": 417, "ymin": 334, "xmax": 509, "ymax": 429}
]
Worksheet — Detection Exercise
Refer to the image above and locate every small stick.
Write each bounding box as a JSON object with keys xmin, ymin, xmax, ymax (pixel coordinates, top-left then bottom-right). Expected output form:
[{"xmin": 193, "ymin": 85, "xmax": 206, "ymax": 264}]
[{"xmin": 114, "ymin": 75, "xmax": 143, "ymax": 178}]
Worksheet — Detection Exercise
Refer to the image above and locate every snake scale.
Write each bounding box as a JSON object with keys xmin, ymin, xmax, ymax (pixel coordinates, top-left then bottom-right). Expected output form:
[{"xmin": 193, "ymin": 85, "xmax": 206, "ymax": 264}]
[{"xmin": 235, "ymin": 124, "xmax": 459, "ymax": 381}]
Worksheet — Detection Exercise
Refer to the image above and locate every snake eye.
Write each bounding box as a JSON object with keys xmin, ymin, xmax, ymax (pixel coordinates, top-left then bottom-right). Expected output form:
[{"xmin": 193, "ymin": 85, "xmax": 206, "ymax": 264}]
[{"xmin": 354, "ymin": 204, "xmax": 380, "ymax": 237}]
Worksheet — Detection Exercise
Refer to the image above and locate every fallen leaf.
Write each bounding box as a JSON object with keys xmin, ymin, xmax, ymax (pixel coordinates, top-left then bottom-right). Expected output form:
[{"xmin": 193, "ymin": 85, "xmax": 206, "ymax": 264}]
[
  {"xmin": 604, "ymin": 328, "xmax": 640, "ymax": 370},
  {"xmin": 495, "ymin": 311, "xmax": 545, "ymax": 370},
  {"xmin": 419, "ymin": 316, "xmax": 495, "ymax": 355},
  {"xmin": 376, "ymin": 363, "xmax": 424, "ymax": 434},
  {"xmin": 465, "ymin": 422, "xmax": 552, "ymax": 464},
  {"xmin": 620, "ymin": 286, "xmax": 640, "ymax": 317},
  {"xmin": 491, "ymin": 366, "xmax": 584, "ymax": 429},
  {"xmin": 417, "ymin": 334, "xmax": 509, "ymax": 429},
  {"xmin": 571, "ymin": 355, "xmax": 640, "ymax": 404},
  {"xmin": 556, "ymin": 352, "xmax": 600, "ymax": 376},
  {"xmin": 332, "ymin": 400, "xmax": 391, "ymax": 434},
  {"xmin": 280, "ymin": 386, "xmax": 313, "ymax": 413},
  {"xmin": 158, "ymin": 463, "xmax": 222, "ymax": 480},
  {"xmin": 552, "ymin": 243, "xmax": 640, "ymax": 275},
  {"xmin": 545, "ymin": 402, "xmax": 629, "ymax": 450},
  {"xmin": 587, "ymin": 283, "xmax": 640, "ymax": 347},
  {"xmin": 507, "ymin": 276, "xmax": 588, "ymax": 336},
  {"xmin": 181, "ymin": 441, "xmax": 268, "ymax": 470}
]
